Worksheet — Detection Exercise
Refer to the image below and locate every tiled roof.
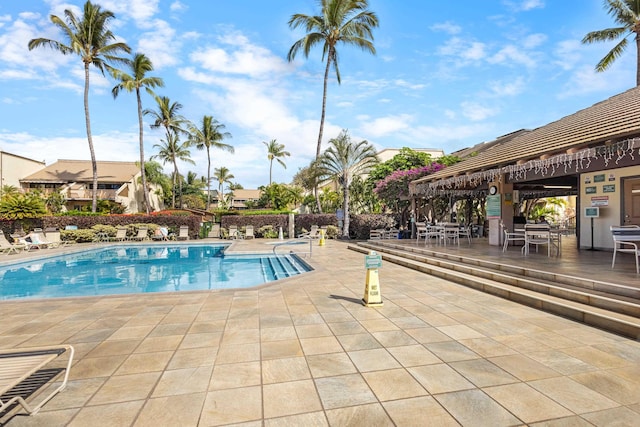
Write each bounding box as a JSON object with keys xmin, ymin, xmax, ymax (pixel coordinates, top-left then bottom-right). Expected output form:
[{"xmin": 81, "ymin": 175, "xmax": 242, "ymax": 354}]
[
  {"xmin": 20, "ymin": 160, "xmax": 139, "ymax": 183},
  {"xmin": 415, "ymin": 86, "xmax": 640, "ymax": 184}
]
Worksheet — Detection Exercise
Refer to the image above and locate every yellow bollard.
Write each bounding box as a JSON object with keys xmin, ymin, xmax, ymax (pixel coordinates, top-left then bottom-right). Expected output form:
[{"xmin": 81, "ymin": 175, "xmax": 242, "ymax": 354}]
[
  {"xmin": 362, "ymin": 251, "xmax": 383, "ymax": 307},
  {"xmin": 318, "ymin": 229, "xmax": 325, "ymax": 246}
]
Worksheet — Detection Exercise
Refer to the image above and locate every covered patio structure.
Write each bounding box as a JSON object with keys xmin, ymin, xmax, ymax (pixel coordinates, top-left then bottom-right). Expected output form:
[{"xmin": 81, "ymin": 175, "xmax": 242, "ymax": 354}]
[{"xmin": 410, "ymin": 86, "xmax": 640, "ymax": 251}]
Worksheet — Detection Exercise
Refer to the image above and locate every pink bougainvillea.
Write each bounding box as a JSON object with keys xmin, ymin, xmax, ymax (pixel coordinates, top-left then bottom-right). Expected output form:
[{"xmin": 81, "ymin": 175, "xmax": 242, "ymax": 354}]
[{"xmin": 374, "ymin": 163, "xmax": 445, "ymax": 200}]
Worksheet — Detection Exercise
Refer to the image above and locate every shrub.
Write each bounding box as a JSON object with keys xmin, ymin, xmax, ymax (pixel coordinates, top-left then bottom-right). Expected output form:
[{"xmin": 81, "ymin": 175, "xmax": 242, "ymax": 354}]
[
  {"xmin": 324, "ymin": 225, "xmax": 339, "ymax": 239},
  {"xmin": 257, "ymin": 225, "xmax": 279, "ymax": 238},
  {"xmin": 348, "ymin": 214, "xmax": 396, "ymax": 239}
]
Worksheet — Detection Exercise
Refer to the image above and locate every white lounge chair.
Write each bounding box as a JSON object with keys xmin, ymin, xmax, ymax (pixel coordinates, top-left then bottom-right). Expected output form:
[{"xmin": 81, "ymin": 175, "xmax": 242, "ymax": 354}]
[
  {"xmin": 0, "ymin": 231, "xmax": 25, "ymax": 254},
  {"xmin": 298, "ymin": 225, "xmax": 319, "ymax": 239},
  {"xmin": 0, "ymin": 345, "xmax": 74, "ymax": 416},
  {"xmin": 151, "ymin": 227, "xmax": 170, "ymax": 241},
  {"xmin": 244, "ymin": 225, "xmax": 254, "ymax": 239},
  {"xmin": 208, "ymin": 223, "xmax": 221, "ymax": 238},
  {"xmin": 176, "ymin": 226, "xmax": 189, "ymax": 241},
  {"xmin": 131, "ymin": 227, "xmax": 148, "ymax": 241},
  {"xmin": 110, "ymin": 227, "xmax": 128, "ymax": 242},
  {"xmin": 228, "ymin": 225, "xmax": 242, "ymax": 240}
]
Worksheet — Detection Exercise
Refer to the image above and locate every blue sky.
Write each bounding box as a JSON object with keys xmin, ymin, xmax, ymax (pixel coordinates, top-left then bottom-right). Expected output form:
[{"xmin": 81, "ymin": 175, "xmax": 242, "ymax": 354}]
[{"xmin": 0, "ymin": 0, "xmax": 635, "ymax": 189}]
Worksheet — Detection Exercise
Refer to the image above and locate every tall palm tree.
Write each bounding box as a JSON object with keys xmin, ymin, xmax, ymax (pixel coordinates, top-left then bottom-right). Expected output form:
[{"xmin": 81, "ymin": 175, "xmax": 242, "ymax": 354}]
[
  {"xmin": 288, "ymin": 0, "xmax": 379, "ymax": 160},
  {"xmin": 188, "ymin": 116, "xmax": 234, "ymax": 210},
  {"xmin": 151, "ymin": 134, "xmax": 194, "ymax": 209},
  {"xmin": 111, "ymin": 53, "xmax": 164, "ymax": 214},
  {"xmin": 28, "ymin": 1, "xmax": 131, "ymax": 212},
  {"xmin": 263, "ymin": 139, "xmax": 291, "ymax": 185},
  {"xmin": 214, "ymin": 166, "xmax": 234, "ymax": 209},
  {"xmin": 316, "ymin": 130, "xmax": 379, "ymax": 238},
  {"xmin": 582, "ymin": 0, "xmax": 640, "ymax": 86}
]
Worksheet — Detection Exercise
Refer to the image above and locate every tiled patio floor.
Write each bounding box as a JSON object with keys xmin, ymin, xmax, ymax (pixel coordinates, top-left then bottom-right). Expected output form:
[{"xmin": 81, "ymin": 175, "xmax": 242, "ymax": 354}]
[{"xmin": 1, "ymin": 239, "xmax": 639, "ymax": 426}]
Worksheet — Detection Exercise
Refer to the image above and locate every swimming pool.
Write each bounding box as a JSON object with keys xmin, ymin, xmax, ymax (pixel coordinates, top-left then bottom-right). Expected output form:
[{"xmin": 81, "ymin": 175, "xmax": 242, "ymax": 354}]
[{"xmin": 0, "ymin": 244, "xmax": 311, "ymax": 300}]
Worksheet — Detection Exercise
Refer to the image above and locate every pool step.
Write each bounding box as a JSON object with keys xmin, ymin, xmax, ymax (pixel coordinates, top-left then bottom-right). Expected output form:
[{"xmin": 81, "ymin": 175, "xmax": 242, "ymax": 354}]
[{"xmin": 349, "ymin": 241, "xmax": 640, "ymax": 340}]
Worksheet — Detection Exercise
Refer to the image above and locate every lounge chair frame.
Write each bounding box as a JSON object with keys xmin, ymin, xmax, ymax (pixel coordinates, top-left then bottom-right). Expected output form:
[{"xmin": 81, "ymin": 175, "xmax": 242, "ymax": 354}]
[{"xmin": 0, "ymin": 345, "xmax": 74, "ymax": 416}]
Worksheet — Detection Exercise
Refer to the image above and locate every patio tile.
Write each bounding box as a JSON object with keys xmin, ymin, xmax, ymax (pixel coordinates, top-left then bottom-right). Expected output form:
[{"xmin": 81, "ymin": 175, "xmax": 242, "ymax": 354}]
[
  {"xmin": 115, "ymin": 350, "xmax": 173, "ymax": 375},
  {"xmin": 299, "ymin": 336, "xmax": 343, "ymax": 355},
  {"xmin": 325, "ymin": 403, "xmax": 393, "ymax": 426},
  {"xmin": 215, "ymin": 342, "xmax": 261, "ymax": 364},
  {"xmin": 489, "ymin": 354, "xmax": 561, "ymax": 381},
  {"xmin": 134, "ymin": 393, "xmax": 204, "ymax": 427},
  {"xmin": 89, "ymin": 372, "xmax": 161, "ymax": 405},
  {"xmin": 335, "ymin": 333, "xmax": 382, "ymax": 351},
  {"xmin": 67, "ymin": 401, "xmax": 144, "ymax": 427},
  {"xmin": 70, "ymin": 355, "xmax": 127, "ymax": 379},
  {"xmin": 362, "ymin": 368, "xmax": 427, "ymax": 401},
  {"xmin": 449, "ymin": 359, "xmax": 519, "ymax": 387},
  {"xmin": 152, "ymin": 365, "xmax": 212, "ymax": 396},
  {"xmin": 134, "ymin": 335, "xmax": 183, "ymax": 353},
  {"xmin": 386, "ymin": 344, "xmax": 441, "ymax": 367},
  {"xmin": 581, "ymin": 406, "xmax": 640, "ymax": 426},
  {"xmin": 294, "ymin": 323, "xmax": 332, "ymax": 338},
  {"xmin": 263, "ymin": 379, "xmax": 322, "ymax": 418},
  {"xmin": 347, "ymin": 348, "xmax": 401, "ymax": 372},
  {"xmin": 85, "ymin": 339, "xmax": 139, "ymax": 358},
  {"xmin": 529, "ymin": 377, "xmax": 620, "ymax": 414},
  {"xmin": 370, "ymin": 329, "xmax": 418, "ymax": 347},
  {"xmin": 457, "ymin": 337, "xmax": 519, "ymax": 358},
  {"xmin": 179, "ymin": 332, "xmax": 222, "ymax": 349},
  {"xmin": 383, "ymin": 396, "xmax": 459, "ymax": 427},
  {"xmin": 209, "ymin": 361, "xmax": 261, "ymax": 389},
  {"xmin": 437, "ymin": 324, "xmax": 486, "ymax": 340},
  {"xmin": 408, "ymin": 363, "xmax": 474, "ymax": 394},
  {"xmin": 435, "ymin": 389, "xmax": 522, "ymax": 426},
  {"xmin": 201, "ymin": 386, "xmax": 262, "ymax": 426},
  {"xmin": 570, "ymin": 370, "xmax": 640, "ymax": 405},
  {"xmin": 262, "ymin": 356, "xmax": 310, "ymax": 384},
  {"xmin": 425, "ymin": 340, "xmax": 480, "ymax": 362},
  {"xmin": 306, "ymin": 353, "xmax": 357, "ymax": 378},
  {"xmin": 264, "ymin": 411, "xmax": 328, "ymax": 426},
  {"xmin": 327, "ymin": 321, "xmax": 367, "ymax": 335},
  {"xmin": 106, "ymin": 325, "xmax": 155, "ymax": 341},
  {"xmin": 314, "ymin": 374, "xmax": 377, "ymax": 409},
  {"xmin": 261, "ymin": 339, "xmax": 303, "ymax": 359},
  {"xmin": 167, "ymin": 346, "xmax": 216, "ymax": 369},
  {"xmin": 405, "ymin": 327, "xmax": 453, "ymax": 344},
  {"xmin": 484, "ymin": 382, "xmax": 573, "ymax": 423},
  {"xmin": 4, "ymin": 408, "xmax": 79, "ymax": 426},
  {"xmin": 260, "ymin": 326, "xmax": 297, "ymax": 341}
]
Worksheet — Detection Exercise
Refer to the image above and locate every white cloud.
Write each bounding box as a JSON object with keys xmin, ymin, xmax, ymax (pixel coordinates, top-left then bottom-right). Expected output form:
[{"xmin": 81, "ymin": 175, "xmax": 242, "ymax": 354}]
[
  {"xmin": 553, "ymin": 39, "xmax": 582, "ymax": 71},
  {"xmin": 522, "ymin": 33, "xmax": 546, "ymax": 49},
  {"xmin": 460, "ymin": 101, "xmax": 499, "ymax": 121},
  {"xmin": 488, "ymin": 77, "xmax": 526, "ymax": 97},
  {"xmin": 438, "ymin": 37, "xmax": 487, "ymax": 63},
  {"xmin": 170, "ymin": 1, "xmax": 187, "ymax": 13},
  {"xmin": 100, "ymin": 0, "xmax": 159, "ymax": 23},
  {"xmin": 137, "ymin": 19, "xmax": 181, "ymax": 68},
  {"xmin": 361, "ymin": 114, "xmax": 413, "ymax": 137},
  {"xmin": 430, "ymin": 21, "xmax": 462, "ymax": 35},
  {"xmin": 488, "ymin": 44, "xmax": 537, "ymax": 68}
]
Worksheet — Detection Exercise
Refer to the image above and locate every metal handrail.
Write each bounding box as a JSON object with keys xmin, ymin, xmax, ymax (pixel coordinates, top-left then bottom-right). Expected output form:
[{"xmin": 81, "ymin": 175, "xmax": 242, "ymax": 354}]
[{"xmin": 271, "ymin": 238, "xmax": 313, "ymax": 257}]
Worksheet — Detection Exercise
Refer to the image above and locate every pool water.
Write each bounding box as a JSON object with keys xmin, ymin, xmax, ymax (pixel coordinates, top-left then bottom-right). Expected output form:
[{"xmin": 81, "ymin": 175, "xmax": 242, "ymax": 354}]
[{"xmin": 0, "ymin": 244, "xmax": 311, "ymax": 300}]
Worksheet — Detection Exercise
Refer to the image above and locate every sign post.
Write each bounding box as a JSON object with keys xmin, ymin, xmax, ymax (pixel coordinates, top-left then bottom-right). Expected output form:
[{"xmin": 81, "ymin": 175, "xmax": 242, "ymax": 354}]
[{"xmin": 362, "ymin": 251, "xmax": 383, "ymax": 307}]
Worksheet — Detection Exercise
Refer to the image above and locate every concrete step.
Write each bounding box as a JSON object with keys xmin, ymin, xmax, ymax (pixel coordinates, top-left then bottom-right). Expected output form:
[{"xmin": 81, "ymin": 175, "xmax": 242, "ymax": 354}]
[{"xmin": 349, "ymin": 241, "xmax": 640, "ymax": 340}]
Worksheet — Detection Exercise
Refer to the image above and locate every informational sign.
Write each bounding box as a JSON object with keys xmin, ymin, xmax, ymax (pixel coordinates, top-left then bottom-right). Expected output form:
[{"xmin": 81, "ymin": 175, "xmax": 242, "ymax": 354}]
[
  {"xmin": 603, "ymin": 184, "xmax": 615, "ymax": 193},
  {"xmin": 585, "ymin": 186, "xmax": 597, "ymax": 194},
  {"xmin": 486, "ymin": 195, "xmax": 501, "ymax": 218},
  {"xmin": 594, "ymin": 174, "xmax": 606, "ymax": 183},
  {"xmin": 585, "ymin": 207, "xmax": 600, "ymax": 217},
  {"xmin": 591, "ymin": 196, "xmax": 609, "ymax": 206},
  {"xmin": 336, "ymin": 209, "xmax": 344, "ymax": 221},
  {"xmin": 365, "ymin": 253, "xmax": 382, "ymax": 269}
]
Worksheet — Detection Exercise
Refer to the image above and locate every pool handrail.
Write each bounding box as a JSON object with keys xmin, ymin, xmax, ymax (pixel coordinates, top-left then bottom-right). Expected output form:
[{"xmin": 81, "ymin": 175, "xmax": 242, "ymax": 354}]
[{"xmin": 270, "ymin": 238, "xmax": 313, "ymax": 257}]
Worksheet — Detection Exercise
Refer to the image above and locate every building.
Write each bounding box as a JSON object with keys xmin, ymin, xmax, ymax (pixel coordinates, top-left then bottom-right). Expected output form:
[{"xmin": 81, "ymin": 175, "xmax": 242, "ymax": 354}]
[
  {"xmin": 212, "ymin": 189, "xmax": 261, "ymax": 209},
  {"xmin": 410, "ymin": 86, "xmax": 640, "ymax": 251},
  {"xmin": 0, "ymin": 151, "xmax": 45, "ymax": 194},
  {"xmin": 20, "ymin": 159, "xmax": 163, "ymax": 213}
]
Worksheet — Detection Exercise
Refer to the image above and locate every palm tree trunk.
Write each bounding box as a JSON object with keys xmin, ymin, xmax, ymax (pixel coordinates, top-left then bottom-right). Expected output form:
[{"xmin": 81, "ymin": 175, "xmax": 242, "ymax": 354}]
[
  {"xmin": 206, "ymin": 147, "xmax": 211, "ymax": 211},
  {"xmin": 269, "ymin": 160, "xmax": 273, "ymax": 186},
  {"xmin": 171, "ymin": 169, "xmax": 177, "ymax": 208},
  {"xmin": 342, "ymin": 185, "xmax": 350, "ymax": 239},
  {"xmin": 314, "ymin": 49, "xmax": 334, "ymax": 214},
  {"xmin": 137, "ymin": 87, "xmax": 150, "ymax": 214},
  {"xmin": 84, "ymin": 63, "xmax": 98, "ymax": 213},
  {"xmin": 636, "ymin": 35, "xmax": 640, "ymax": 87},
  {"xmin": 173, "ymin": 161, "xmax": 181, "ymax": 209}
]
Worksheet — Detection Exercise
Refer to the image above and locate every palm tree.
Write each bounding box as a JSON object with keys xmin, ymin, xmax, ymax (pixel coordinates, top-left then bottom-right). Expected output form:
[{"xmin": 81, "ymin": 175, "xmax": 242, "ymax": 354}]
[
  {"xmin": 188, "ymin": 116, "xmax": 234, "ymax": 210},
  {"xmin": 288, "ymin": 0, "xmax": 379, "ymax": 160},
  {"xmin": 28, "ymin": 1, "xmax": 131, "ymax": 212},
  {"xmin": 111, "ymin": 53, "xmax": 164, "ymax": 214},
  {"xmin": 214, "ymin": 166, "xmax": 234, "ymax": 209},
  {"xmin": 151, "ymin": 134, "xmax": 194, "ymax": 209},
  {"xmin": 582, "ymin": 0, "xmax": 640, "ymax": 86},
  {"xmin": 316, "ymin": 130, "xmax": 379, "ymax": 238},
  {"xmin": 263, "ymin": 139, "xmax": 291, "ymax": 185}
]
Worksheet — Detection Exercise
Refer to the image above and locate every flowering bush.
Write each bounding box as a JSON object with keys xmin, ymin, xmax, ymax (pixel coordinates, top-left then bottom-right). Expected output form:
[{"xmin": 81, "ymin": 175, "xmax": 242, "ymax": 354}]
[{"xmin": 374, "ymin": 163, "xmax": 445, "ymax": 201}]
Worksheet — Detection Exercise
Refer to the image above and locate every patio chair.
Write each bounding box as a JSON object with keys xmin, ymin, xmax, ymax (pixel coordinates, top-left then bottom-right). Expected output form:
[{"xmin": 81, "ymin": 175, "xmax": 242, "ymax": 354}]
[
  {"xmin": 298, "ymin": 225, "xmax": 319, "ymax": 239},
  {"xmin": 423, "ymin": 224, "xmax": 443, "ymax": 245},
  {"xmin": 0, "ymin": 345, "xmax": 74, "ymax": 416},
  {"xmin": 500, "ymin": 220, "xmax": 525, "ymax": 252},
  {"xmin": 0, "ymin": 230, "xmax": 25, "ymax": 254},
  {"xmin": 369, "ymin": 229, "xmax": 384, "ymax": 240},
  {"xmin": 610, "ymin": 225, "xmax": 640, "ymax": 274},
  {"xmin": 415, "ymin": 222, "xmax": 427, "ymax": 242},
  {"xmin": 11, "ymin": 232, "xmax": 50, "ymax": 251},
  {"xmin": 131, "ymin": 227, "xmax": 149, "ymax": 241},
  {"xmin": 208, "ymin": 223, "xmax": 221, "ymax": 238},
  {"xmin": 42, "ymin": 228, "xmax": 67, "ymax": 248},
  {"xmin": 228, "ymin": 225, "xmax": 243, "ymax": 240},
  {"xmin": 244, "ymin": 225, "xmax": 255, "ymax": 239},
  {"xmin": 110, "ymin": 227, "xmax": 128, "ymax": 242},
  {"xmin": 458, "ymin": 224, "xmax": 473, "ymax": 245},
  {"xmin": 442, "ymin": 223, "xmax": 460, "ymax": 246},
  {"xmin": 176, "ymin": 226, "xmax": 189, "ymax": 241},
  {"xmin": 523, "ymin": 224, "xmax": 557, "ymax": 256}
]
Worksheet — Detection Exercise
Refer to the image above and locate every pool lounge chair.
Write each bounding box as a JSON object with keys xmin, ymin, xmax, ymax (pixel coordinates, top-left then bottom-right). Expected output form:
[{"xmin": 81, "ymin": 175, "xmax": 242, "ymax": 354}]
[
  {"xmin": 131, "ymin": 227, "xmax": 149, "ymax": 241},
  {"xmin": 151, "ymin": 227, "xmax": 170, "ymax": 241},
  {"xmin": 228, "ymin": 225, "xmax": 243, "ymax": 240},
  {"xmin": 244, "ymin": 225, "xmax": 254, "ymax": 239},
  {"xmin": 110, "ymin": 227, "xmax": 128, "ymax": 242},
  {"xmin": 10, "ymin": 233, "xmax": 49, "ymax": 252},
  {"xmin": 298, "ymin": 225, "xmax": 319, "ymax": 239},
  {"xmin": 208, "ymin": 223, "xmax": 221, "ymax": 238},
  {"xmin": 0, "ymin": 345, "xmax": 74, "ymax": 417},
  {"xmin": 176, "ymin": 226, "xmax": 189, "ymax": 241},
  {"xmin": 0, "ymin": 231, "xmax": 25, "ymax": 254}
]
